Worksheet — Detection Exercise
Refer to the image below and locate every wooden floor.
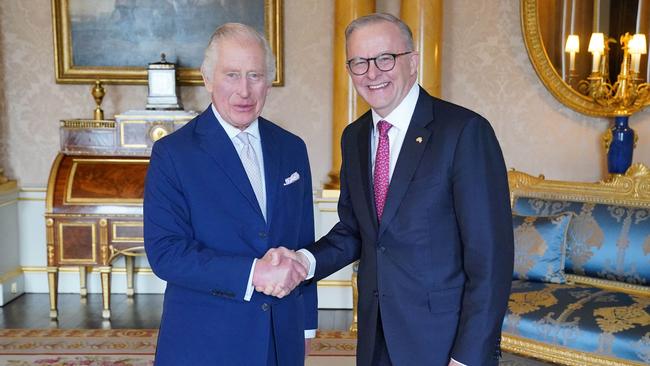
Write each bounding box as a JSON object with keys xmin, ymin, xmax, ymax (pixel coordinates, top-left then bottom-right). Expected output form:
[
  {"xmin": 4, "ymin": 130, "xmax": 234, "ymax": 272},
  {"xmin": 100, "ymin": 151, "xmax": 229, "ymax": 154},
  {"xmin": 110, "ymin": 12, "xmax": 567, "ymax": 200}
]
[{"xmin": 0, "ymin": 293, "xmax": 352, "ymax": 330}]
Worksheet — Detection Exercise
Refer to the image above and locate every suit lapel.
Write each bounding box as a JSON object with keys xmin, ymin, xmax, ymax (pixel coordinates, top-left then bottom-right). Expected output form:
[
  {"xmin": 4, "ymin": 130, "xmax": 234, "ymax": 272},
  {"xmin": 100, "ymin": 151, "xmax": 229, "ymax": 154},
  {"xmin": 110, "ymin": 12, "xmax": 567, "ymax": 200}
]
[
  {"xmin": 259, "ymin": 118, "xmax": 280, "ymax": 228},
  {"xmin": 195, "ymin": 108, "xmax": 265, "ymax": 219},
  {"xmin": 354, "ymin": 115, "xmax": 379, "ymax": 234},
  {"xmin": 378, "ymin": 89, "xmax": 433, "ymax": 238}
]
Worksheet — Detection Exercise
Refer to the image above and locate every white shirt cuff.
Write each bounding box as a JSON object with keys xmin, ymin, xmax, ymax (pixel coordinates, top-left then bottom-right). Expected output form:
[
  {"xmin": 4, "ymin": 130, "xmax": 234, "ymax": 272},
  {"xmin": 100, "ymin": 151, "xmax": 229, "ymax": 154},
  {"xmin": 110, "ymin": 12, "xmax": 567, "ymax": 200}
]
[
  {"xmin": 244, "ymin": 258, "xmax": 257, "ymax": 301},
  {"xmin": 304, "ymin": 329, "xmax": 316, "ymax": 338},
  {"xmin": 451, "ymin": 358, "xmax": 467, "ymax": 366},
  {"xmin": 297, "ymin": 249, "xmax": 316, "ymax": 280}
]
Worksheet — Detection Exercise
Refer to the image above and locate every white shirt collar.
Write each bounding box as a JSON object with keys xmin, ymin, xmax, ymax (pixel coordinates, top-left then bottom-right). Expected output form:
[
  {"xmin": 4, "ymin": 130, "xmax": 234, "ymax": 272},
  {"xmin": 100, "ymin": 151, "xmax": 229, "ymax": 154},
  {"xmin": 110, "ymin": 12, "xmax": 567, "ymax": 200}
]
[
  {"xmin": 371, "ymin": 82, "xmax": 420, "ymax": 132},
  {"xmin": 210, "ymin": 103, "xmax": 260, "ymax": 141}
]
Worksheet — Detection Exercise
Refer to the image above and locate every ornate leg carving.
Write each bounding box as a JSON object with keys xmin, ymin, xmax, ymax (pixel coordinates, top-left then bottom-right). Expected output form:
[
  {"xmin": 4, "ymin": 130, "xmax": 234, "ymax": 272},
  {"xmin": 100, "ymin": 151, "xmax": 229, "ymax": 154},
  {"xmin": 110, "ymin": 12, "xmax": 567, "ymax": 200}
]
[
  {"xmin": 97, "ymin": 219, "xmax": 112, "ymax": 319},
  {"xmin": 349, "ymin": 261, "xmax": 359, "ymax": 335},
  {"xmin": 100, "ymin": 266, "xmax": 111, "ymax": 319},
  {"xmin": 125, "ymin": 256, "xmax": 135, "ymax": 297},
  {"xmin": 45, "ymin": 218, "xmax": 59, "ymax": 319},
  {"xmin": 47, "ymin": 267, "xmax": 59, "ymax": 319},
  {"xmin": 79, "ymin": 266, "xmax": 87, "ymax": 297}
]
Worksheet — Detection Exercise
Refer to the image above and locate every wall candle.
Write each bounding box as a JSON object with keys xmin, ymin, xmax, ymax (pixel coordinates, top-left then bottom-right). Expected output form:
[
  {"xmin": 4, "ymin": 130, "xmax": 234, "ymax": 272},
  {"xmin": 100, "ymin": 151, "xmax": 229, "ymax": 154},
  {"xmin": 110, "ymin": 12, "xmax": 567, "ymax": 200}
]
[
  {"xmin": 631, "ymin": 54, "xmax": 641, "ymax": 73},
  {"xmin": 592, "ymin": 52, "xmax": 601, "ymax": 72},
  {"xmin": 569, "ymin": 52, "xmax": 576, "ymax": 70}
]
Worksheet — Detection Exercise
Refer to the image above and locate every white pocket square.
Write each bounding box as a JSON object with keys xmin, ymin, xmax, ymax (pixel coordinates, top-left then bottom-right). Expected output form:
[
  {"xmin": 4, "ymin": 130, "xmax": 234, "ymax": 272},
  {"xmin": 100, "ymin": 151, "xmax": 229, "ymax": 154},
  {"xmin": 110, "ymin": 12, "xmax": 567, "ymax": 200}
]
[{"xmin": 283, "ymin": 172, "xmax": 300, "ymax": 186}]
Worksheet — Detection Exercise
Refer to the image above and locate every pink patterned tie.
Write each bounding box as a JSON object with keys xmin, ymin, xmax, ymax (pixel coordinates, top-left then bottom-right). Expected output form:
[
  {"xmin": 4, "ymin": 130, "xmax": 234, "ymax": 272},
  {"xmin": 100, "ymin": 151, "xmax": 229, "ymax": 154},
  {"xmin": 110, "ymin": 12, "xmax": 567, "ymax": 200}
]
[{"xmin": 374, "ymin": 120, "xmax": 392, "ymax": 221}]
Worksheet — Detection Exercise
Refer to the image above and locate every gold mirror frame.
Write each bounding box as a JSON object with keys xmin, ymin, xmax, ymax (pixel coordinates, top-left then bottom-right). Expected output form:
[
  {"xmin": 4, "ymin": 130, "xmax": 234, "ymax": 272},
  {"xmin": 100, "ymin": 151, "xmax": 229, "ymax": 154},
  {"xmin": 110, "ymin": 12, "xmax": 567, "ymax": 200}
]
[
  {"xmin": 520, "ymin": 0, "xmax": 649, "ymax": 117},
  {"xmin": 52, "ymin": 0, "xmax": 283, "ymax": 86}
]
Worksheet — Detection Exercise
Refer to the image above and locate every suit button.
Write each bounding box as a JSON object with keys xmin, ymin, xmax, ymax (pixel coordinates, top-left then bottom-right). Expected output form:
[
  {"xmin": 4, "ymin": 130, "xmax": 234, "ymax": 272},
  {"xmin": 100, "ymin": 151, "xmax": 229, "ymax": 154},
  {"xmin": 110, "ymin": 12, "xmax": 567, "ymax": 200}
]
[
  {"xmin": 261, "ymin": 303, "xmax": 269, "ymax": 311},
  {"xmin": 378, "ymin": 246, "xmax": 386, "ymax": 253},
  {"xmin": 258, "ymin": 232, "xmax": 267, "ymax": 238}
]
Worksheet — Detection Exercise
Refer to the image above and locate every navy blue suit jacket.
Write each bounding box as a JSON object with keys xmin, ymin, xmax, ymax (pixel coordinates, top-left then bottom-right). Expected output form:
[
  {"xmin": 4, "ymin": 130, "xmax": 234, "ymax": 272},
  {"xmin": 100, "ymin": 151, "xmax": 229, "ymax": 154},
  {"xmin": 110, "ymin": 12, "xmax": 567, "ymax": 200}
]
[
  {"xmin": 144, "ymin": 107, "xmax": 317, "ymax": 365},
  {"xmin": 307, "ymin": 88, "xmax": 513, "ymax": 366}
]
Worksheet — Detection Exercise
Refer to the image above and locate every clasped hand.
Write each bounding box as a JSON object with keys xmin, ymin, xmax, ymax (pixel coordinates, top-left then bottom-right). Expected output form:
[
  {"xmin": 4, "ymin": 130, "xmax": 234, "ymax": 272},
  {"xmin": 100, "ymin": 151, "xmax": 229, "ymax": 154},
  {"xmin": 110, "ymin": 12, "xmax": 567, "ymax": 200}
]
[{"xmin": 252, "ymin": 247, "xmax": 309, "ymax": 298}]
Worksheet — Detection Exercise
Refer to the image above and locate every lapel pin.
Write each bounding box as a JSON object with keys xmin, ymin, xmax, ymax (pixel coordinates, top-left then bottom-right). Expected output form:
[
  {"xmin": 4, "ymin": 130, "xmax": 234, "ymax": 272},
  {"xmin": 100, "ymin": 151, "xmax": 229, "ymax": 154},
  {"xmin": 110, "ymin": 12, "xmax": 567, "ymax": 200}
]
[{"xmin": 416, "ymin": 137, "xmax": 423, "ymax": 144}]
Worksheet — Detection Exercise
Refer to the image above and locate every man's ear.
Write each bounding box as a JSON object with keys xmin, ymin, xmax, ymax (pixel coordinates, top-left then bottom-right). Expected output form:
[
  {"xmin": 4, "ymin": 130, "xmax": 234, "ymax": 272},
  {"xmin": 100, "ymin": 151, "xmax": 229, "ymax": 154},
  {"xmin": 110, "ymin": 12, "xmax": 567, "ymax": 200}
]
[
  {"xmin": 409, "ymin": 51, "xmax": 419, "ymax": 75},
  {"xmin": 202, "ymin": 72, "xmax": 213, "ymax": 93}
]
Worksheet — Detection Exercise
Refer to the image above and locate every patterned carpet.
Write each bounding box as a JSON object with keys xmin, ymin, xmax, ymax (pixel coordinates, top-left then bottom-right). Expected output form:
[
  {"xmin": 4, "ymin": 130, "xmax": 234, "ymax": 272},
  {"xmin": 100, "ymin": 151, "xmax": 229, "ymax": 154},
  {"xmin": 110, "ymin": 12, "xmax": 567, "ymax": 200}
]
[{"xmin": 0, "ymin": 329, "xmax": 554, "ymax": 365}]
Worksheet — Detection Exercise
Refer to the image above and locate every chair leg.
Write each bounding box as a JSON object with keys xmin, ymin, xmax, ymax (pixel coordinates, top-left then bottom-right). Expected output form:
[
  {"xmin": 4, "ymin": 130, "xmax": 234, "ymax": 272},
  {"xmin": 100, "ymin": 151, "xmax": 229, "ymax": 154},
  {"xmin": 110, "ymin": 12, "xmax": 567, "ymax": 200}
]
[
  {"xmin": 349, "ymin": 261, "xmax": 359, "ymax": 335},
  {"xmin": 125, "ymin": 256, "xmax": 135, "ymax": 297},
  {"xmin": 100, "ymin": 266, "xmax": 111, "ymax": 319},
  {"xmin": 79, "ymin": 266, "xmax": 88, "ymax": 297},
  {"xmin": 47, "ymin": 266, "xmax": 59, "ymax": 319}
]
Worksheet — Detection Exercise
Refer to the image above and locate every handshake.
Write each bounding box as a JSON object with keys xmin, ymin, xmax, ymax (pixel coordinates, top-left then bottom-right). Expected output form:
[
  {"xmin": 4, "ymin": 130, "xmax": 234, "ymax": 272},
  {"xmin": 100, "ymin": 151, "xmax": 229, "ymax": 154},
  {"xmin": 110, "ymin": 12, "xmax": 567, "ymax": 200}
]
[{"xmin": 252, "ymin": 247, "xmax": 310, "ymax": 298}]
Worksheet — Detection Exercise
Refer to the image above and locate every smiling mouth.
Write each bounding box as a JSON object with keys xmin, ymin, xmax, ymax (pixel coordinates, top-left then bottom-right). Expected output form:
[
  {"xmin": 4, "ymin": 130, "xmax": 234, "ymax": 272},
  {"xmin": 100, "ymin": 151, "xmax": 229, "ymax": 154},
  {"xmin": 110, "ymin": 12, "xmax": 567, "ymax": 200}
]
[{"xmin": 367, "ymin": 82, "xmax": 389, "ymax": 90}]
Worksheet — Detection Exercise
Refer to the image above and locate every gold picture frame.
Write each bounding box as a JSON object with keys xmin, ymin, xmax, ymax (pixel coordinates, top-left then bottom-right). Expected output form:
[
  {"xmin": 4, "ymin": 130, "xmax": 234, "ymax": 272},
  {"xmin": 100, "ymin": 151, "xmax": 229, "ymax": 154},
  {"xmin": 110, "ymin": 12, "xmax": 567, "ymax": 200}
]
[{"xmin": 52, "ymin": 0, "xmax": 283, "ymax": 86}]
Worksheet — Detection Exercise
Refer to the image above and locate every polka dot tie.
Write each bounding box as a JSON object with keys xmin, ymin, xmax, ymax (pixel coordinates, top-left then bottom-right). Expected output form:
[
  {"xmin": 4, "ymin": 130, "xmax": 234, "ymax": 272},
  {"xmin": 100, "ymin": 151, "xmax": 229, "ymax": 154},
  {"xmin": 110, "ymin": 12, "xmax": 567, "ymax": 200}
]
[{"xmin": 374, "ymin": 120, "xmax": 392, "ymax": 221}]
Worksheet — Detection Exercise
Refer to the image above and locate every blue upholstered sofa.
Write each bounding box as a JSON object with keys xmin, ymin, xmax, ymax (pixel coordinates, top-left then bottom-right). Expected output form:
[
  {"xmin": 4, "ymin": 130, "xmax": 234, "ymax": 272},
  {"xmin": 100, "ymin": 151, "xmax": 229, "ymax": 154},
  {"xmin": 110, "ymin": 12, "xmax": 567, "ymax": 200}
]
[{"xmin": 502, "ymin": 164, "xmax": 650, "ymax": 366}]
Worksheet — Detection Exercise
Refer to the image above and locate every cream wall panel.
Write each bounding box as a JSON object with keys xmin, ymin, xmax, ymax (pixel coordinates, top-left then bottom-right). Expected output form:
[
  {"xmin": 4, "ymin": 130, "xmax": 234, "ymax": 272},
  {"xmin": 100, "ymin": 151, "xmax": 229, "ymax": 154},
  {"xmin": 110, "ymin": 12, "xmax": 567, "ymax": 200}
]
[{"xmin": 0, "ymin": 188, "xmax": 22, "ymax": 305}]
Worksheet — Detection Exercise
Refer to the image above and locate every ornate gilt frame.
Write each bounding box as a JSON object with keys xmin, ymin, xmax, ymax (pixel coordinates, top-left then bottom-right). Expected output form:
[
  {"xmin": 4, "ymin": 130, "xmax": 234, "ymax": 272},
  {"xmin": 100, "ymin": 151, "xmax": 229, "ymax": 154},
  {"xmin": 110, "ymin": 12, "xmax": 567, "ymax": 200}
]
[
  {"xmin": 520, "ymin": 0, "xmax": 650, "ymax": 117},
  {"xmin": 504, "ymin": 164, "xmax": 650, "ymax": 366},
  {"xmin": 51, "ymin": 0, "xmax": 283, "ymax": 86}
]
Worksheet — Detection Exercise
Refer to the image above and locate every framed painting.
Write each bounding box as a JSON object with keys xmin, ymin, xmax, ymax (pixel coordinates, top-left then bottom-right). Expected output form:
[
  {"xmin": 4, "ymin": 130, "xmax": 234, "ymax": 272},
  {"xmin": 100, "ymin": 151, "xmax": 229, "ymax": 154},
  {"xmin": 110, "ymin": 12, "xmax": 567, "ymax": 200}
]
[{"xmin": 52, "ymin": 0, "xmax": 283, "ymax": 86}]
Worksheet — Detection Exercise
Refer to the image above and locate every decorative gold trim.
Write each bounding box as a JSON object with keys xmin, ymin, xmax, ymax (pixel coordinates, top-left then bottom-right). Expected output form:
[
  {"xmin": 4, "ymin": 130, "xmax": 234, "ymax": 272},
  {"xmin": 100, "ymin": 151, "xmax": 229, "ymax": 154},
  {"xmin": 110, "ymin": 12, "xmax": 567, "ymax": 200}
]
[
  {"xmin": 52, "ymin": 0, "xmax": 284, "ymax": 86},
  {"xmin": 317, "ymin": 280, "xmax": 352, "ymax": 287},
  {"xmin": 111, "ymin": 221, "xmax": 144, "ymax": 243},
  {"xmin": 58, "ymin": 221, "xmax": 97, "ymax": 264},
  {"xmin": 65, "ymin": 158, "xmax": 148, "ymax": 206},
  {"xmin": 502, "ymin": 333, "xmax": 647, "ymax": 366},
  {"xmin": 0, "ymin": 199, "xmax": 17, "ymax": 208},
  {"xmin": 46, "ymin": 218, "xmax": 55, "ymax": 266},
  {"xmin": 22, "ymin": 266, "xmax": 154, "ymax": 274},
  {"xmin": 45, "ymin": 153, "xmax": 64, "ymax": 213},
  {"xmin": 0, "ymin": 267, "xmax": 22, "ymax": 284},
  {"xmin": 60, "ymin": 119, "xmax": 115, "ymax": 129},
  {"xmin": 508, "ymin": 164, "xmax": 650, "ymax": 208},
  {"xmin": 47, "ymin": 213, "xmax": 143, "ymax": 219},
  {"xmin": 20, "ymin": 187, "xmax": 47, "ymax": 192},
  {"xmin": 108, "ymin": 245, "xmax": 145, "ymax": 264},
  {"xmin": 17, "ymin": 197, "xmax": 46, "ymax": 202},
  {"xmin": 520, "ymin": 0, "xmax": 650, "ymax": 117},
  {"xmin": 567, "ymin": 274, "xmax": 650, "ymax": 297},
  {"xmin": 99, "ymin": 219, "xmax": 109, "ymax": 265}
]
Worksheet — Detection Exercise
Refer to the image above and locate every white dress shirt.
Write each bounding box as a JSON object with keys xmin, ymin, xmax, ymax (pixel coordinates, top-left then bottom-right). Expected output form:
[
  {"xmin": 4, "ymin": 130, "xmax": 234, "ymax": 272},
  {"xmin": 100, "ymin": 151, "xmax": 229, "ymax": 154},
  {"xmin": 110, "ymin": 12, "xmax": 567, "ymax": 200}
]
[{"xmin": 211, "ymin": 105, "xmax": 315, "ymax": 339}]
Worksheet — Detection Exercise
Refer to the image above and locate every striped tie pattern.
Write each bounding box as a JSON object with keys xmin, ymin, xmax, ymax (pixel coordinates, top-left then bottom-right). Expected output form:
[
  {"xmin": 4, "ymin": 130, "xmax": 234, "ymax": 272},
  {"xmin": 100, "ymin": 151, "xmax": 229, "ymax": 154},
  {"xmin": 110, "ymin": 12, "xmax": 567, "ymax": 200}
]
[
  {"xmin": 236, "ymin": 132, "xmax": 265, "ymax": 219},
  {"xmin": 374, "ymin": 120, "xmax": 392, "ymax": 221}
]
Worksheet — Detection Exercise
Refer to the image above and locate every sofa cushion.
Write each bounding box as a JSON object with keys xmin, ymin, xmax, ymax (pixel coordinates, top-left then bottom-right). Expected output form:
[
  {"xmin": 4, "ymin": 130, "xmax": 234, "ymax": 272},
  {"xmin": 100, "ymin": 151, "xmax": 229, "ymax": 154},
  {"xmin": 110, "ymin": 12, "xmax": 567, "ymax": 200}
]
[
  {"xmin": 503, "ymin": 280, "xmax": 650, "ymax": 363},
  {"xmin": 513, "ymin": 197, "xmax": 650, "ymax": 286},
  {"xmin": 512, "ymin": 213, "xmax": 572, "ymax": 283}
]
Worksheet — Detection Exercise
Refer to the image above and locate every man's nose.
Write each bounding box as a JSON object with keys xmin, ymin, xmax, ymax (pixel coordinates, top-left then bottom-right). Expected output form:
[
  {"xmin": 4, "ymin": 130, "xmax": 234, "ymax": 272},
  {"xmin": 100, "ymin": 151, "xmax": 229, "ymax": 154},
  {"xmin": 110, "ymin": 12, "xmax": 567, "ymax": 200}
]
[
  {"xmin": 366, "ymin": 61, "xmax": 380, "ymax": 79},
  {"xmin": 237, "ymin": 77, "xmax": 250, "ymax": 97}
]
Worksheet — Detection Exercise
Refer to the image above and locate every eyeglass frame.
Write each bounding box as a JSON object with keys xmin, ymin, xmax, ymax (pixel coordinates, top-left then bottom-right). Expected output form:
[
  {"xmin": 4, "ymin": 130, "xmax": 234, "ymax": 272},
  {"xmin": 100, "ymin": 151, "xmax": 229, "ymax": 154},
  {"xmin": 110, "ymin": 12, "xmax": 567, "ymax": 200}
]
[{"xmin": 346, "ymin": 51, "xmax": 413, "ymax": 76}]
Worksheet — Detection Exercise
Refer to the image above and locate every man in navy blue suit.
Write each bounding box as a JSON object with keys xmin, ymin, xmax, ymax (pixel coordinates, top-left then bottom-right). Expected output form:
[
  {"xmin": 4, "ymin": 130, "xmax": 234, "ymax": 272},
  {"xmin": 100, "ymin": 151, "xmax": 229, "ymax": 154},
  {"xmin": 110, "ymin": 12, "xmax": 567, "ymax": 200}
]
[
  {"xmin": 271, "ymin": 13, "xmax": 514, "ymax": 366},
  {"xmin": 144, "ymin": 23, "xmax": 317, "ymax": 365}
]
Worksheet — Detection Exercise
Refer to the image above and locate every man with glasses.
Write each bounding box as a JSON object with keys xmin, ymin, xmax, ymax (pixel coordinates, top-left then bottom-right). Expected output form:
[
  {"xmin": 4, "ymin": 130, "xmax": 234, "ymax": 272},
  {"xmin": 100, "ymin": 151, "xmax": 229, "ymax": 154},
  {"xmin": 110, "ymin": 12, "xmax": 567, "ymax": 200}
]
[{"xmin": 268, "ymin": 12, "xmax": 513, "ymax": 366}]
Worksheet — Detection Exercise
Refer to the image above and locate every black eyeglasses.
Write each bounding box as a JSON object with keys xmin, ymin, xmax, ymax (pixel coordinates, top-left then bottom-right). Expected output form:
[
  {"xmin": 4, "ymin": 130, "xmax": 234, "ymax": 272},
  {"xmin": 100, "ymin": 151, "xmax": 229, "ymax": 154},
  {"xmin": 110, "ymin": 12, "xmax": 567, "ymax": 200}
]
[{"xmin": 346, "ymin": 52, "xmax": 412, "ymax": 76}]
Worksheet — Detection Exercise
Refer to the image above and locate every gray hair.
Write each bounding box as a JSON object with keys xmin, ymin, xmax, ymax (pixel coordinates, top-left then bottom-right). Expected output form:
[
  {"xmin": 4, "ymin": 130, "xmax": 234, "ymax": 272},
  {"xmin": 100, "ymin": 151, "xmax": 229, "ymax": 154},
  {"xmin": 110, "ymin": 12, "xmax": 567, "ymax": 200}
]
[
  {"xmin": 200, "ymin": 23, "xmax": 276, "ymax": 84},
  {"xmin": 345, "ymin": 13, "xmax": 414, "ymax": 51}
]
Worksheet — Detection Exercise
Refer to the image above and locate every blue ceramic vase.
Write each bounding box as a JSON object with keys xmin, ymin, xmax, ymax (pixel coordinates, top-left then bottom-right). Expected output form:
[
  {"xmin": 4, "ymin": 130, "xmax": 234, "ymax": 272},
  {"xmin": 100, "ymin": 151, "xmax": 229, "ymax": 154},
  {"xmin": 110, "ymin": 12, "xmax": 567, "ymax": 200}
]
[{"xmin": 607, "ymin": 116, "xmax": 635, "ymax": 174}]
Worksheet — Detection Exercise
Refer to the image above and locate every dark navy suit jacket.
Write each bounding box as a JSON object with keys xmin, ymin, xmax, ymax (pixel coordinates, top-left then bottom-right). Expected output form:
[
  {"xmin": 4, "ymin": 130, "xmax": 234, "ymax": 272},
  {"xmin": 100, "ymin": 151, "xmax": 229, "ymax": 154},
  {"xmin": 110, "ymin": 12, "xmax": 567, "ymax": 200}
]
[
  {"xmin": 144, "ymin": 107, "xmax": 317, "ymax": 365},
  {"xmin": 307, "ymin": 88, "xmax": 514, "ymax": 366}
]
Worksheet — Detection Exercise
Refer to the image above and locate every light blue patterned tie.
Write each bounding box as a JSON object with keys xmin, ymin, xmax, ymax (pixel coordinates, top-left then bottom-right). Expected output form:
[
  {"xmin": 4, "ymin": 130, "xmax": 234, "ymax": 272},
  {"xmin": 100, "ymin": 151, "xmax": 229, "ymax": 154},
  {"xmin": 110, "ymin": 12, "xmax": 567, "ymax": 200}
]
[{"xmin": 236, "ymin": 132, "xmax": 265, "ymax": 219}]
